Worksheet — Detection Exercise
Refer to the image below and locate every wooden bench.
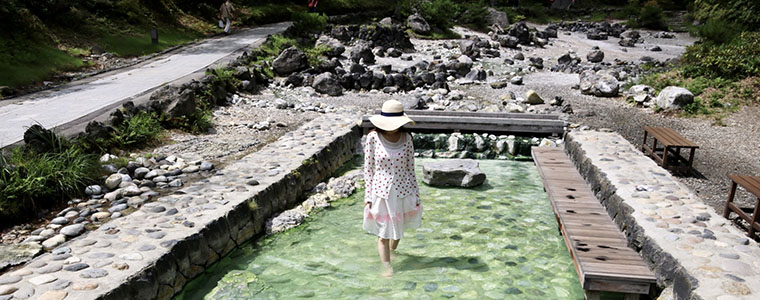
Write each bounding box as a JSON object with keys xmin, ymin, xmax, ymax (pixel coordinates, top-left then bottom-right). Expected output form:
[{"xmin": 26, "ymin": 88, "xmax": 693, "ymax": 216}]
[
  {"xmin": 360, "ymin": 110, "xmax": 566, "ymax": 136},
  {"xmin": 532, "ymin": 147, "xmax": 657, "ymax": 300},
  {"xmin": 641, "ymin": 126, "xmax": 699, "ymax": 172},
  {"xmin": 723, "ymin": 175, "xmax": 760, "ymax": 237}
]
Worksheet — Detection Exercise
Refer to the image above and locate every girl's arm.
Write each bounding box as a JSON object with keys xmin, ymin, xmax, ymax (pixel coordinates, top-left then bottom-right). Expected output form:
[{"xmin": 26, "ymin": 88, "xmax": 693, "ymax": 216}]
[
  {"xmin": 363, "ymin": 133, "xmax": 375, "ymax": 204},
  {"xmin": 406, "ymin": 133, "xmax": 420, "ymax": 203}
]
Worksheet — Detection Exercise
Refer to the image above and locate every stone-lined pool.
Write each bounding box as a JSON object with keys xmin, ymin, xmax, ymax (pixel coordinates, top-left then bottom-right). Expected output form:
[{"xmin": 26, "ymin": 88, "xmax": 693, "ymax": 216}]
[{"xmin": 174, "ymin": 159, "xmax": 584, "ymax": 299}]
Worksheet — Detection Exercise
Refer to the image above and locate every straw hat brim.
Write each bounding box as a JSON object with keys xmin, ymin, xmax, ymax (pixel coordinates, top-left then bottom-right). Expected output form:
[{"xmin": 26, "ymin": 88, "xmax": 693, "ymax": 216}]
[{"xmin": 369, "ymin": 114, "xmax": 415, "ymax": 131}]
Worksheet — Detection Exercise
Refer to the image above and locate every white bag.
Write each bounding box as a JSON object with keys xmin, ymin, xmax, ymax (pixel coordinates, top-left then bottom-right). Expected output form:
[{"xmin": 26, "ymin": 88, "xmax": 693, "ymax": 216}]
[{"xmin": 218, "ymin": 20, "xmax": 224, "ymax": 28}]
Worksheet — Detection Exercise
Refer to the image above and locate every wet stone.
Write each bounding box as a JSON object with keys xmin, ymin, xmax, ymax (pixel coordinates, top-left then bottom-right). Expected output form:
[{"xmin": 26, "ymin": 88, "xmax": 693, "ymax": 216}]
[
  {"xmin": 64, "ymin": 263, "xmax": 89, "ymax": 271},
  {"xmin": 424, "ymin": 283, "xmax": 438, "ymax": 292},
  {"xmin": 80, "ymin": 268, "xmax": 108, "ymax": 278}
]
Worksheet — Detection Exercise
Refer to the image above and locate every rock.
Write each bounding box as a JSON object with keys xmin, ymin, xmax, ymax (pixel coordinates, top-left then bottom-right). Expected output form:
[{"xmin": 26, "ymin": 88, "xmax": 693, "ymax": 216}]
[
  {"xmin": 655, "ymin": 86, "xmax": 694, "ymax": 110},
  {"xmin": 60, "ymin": 224, "xmax": 85, "ymax": 237},
  {"xmin": 133, "ymin": 167, "xmax": 150, "ymax": 179},
  {"xmin": 490, "ymin": 80, "xmax": 508, "ymax": 89},
  {"xmin": 314, "ymin": 35, "xmax": 345, "ymax": 57},
  {"xmin": 266, "ymin": 210, "xmax": 307, "ymax": 234},
  {"xmin": 91, "ymin": 212, "xmax": 111, "ymax": 221},
  {"xmin": 510, "ymin": 76, "xmax": 523, "ymax": 85},
  {"xmin": 80, "ymin": 268, "xmax": 108, "ymax": 279},
  {"xmin": 122, "ymin": 185, "xmax": 142, "ymax": 196},
  {"xmin": 168, "ymin": 179, "xmax": 183, "ymax": 187},
  {"xmin": 649, "ymin": 45, "xmax": 662, "ymax": 51},
  {"xmin": 587, "ymin": 50, "xmax": 604, "ymax": 63},
  {"xmin": 579, "ymin": 70, "xmax": 599, "ymax": 95},
  {"xmin": 422, "ymin": 159, "xmax": 486, "ymax": 188},
  {"xmin": 272, "ymin": 47, "xmax": 308, "ymax": 76},
  {"xmin": 379, "ymin": 17, "xmax": 393, "ymax": 26},
  {"xmin": 350, "ymin": 44, "xmax": 375, "ymax": 65},
  {"xmin": 84, "ymin": 185, "xmax": 102, "ymax": 195},
  {"xmin": 507, "ymin": 22, "xmax": 530, "ymax": 44},
  {"xmin": 557, "ymin": 52, "xmax": 579, "ymax": 65},
  {"xmin": 0, "ymin": 243, "xmax": 42, "ymax": 270},
  {"xmin": 37, "ymin": 290, "xmax": 67, "ymax": 300},
  {"xmin": 464, "ymin": 69, "xmax": 487, "ymax": 81},
  {"xmin": 200, "ymin": 161, "xmax": 214, "ymax": 171},
  {"xmin": 312, "ymin": 72, "xmax": 344, "ymax": 96},
  {"xmin": 386, "ymin": 48, "xmax": 402, "ymax": 58},
  {"xmin": 149, "ymin": 86, "xmax": 198, "ymax": 119},
  {"xmin": 619, "ymin": 37, "xmax": 636, "ymax": 47},
  {"xmin": 42, "ymin": 234, "xmax": 66, "ymax": 249},
  {"xmin": 407, "ymin": 13, "xmax": 431, "ymax": 35},
  {"xmin": 104, "ymin": 174, "xmax": 122, "ymax": 190},
  {"xmin": 654, "ymin": 31, "xmax": 675, "ymax": 38},
  {"xmin": 50, "ymin": 217, "xmax": 68, "ymax": 225},
  {"xmin": 586, "ymin": 30, "xmax": 607, "ymax": 40},
  {"xmin": 594, "ymin": 75, "xmax": 619, "ymax": 97},
  {"xmin": 513, "ymin": 52, "xmax": 524, "ymax": 60},
  {"xmin": 182, "ymin": 166, "xmax": 199, "ymax": 173},
  {"xmin": 486, "ymin": 7, "xmax": 509, "ymax": 28},
  {"xmin": 627, "ymin": 85, "xmax": 655, "ymax": 105},
  {"xmin": 523, "ymin": 90, "xmax": 544, "ymax": 105},
  {"xmin": 528, "ymin": 57, "xmax": 543, "ymax": 69}
]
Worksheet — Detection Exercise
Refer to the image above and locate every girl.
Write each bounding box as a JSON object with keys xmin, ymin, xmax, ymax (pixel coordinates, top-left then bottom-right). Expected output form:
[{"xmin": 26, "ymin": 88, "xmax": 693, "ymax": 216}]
[{"xmin": 363, "ymin": 100, "xmax": 422, "ymax": 277}]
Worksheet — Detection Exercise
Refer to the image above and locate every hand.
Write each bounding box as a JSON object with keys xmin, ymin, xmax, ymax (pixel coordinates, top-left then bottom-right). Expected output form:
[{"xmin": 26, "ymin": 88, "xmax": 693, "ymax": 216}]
[{"xmin": 365, "ymin": 202, "xmax": 372, "ymax": 209}]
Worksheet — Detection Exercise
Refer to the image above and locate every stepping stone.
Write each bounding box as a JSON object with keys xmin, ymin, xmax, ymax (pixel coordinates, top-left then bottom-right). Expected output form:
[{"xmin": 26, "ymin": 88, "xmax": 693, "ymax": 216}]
[{"xmin": 60, "ymin": 224, "xmax": 85, "ymax": 237}]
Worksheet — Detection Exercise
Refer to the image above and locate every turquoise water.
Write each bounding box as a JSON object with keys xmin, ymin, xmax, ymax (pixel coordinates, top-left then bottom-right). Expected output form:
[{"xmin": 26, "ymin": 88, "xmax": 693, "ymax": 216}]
[{"xmin": 175, "ymin": 159, "xmax": 585, "ymax": 299}]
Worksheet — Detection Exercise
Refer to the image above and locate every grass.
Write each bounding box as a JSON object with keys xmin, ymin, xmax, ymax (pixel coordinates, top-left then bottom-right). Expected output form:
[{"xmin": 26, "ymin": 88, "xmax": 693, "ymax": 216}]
[
  {"xmin": 98, "ymin": 28, "xmax": 201, "ymax": 57},
  {"xmin": 112, "ymin": 111, "xmax": 163, "ymax": 148},
  {"xmin": 0, "ymin": 40, "xmax": 87, "ymax": 88}
]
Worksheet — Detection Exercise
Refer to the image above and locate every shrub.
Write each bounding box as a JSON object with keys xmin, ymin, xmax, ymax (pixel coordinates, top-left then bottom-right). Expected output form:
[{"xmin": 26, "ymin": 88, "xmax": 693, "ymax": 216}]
[
  {"xmin": 689, "ymin": 18, "xmax": 745, "ymax": 45},
  {"xmin": 682, "ymin": 32, "xmax": 760, "ymax": 79},
  {"xmin": 0, "ymin": 142, "xmax": 98, "ymax": 224},
  {"xmin": 692, "ymin": 0, "xmax": 760, "ymax": 29},
  {"xmin": 419, "ymin": 0, "xmax": 459, "ymax": 30},
  {"xmin": 635, "ymin": 1, "xmax": 667, "ymax": 30},
  {"xmin": 457, "ymin": 1, "xmax": 489, "ymax": 31},
  {"xmin": 291, "ymin": 11, "xmax": 328, "ymax": 34},
  {"xmin": 304, "ymin": 45, "xmax": 331, "ymax": 67},
  {"xmin": 112, "ymin": 111, "xmax": 162, "ymax": 148}
]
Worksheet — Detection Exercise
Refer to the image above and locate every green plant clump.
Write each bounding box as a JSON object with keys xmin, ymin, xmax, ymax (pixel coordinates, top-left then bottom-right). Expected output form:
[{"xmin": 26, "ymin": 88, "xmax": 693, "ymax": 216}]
[
  {"xmin": 112, "ymin": 111, "xmax": 163, "ymax": 148},
  {"xmin": 681, "ymin": 32, "xmax": 760, "ymax": 79},
  {"xmin": 291, "ymin": 11, "xmax": 328, "ymax": 34}
]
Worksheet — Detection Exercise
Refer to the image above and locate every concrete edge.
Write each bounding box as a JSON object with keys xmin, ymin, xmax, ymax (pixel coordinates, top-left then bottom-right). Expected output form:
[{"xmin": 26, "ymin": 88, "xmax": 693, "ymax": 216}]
[{"xmin": 564, "ymin": 132, "xmax": 702, "ymax": 300}]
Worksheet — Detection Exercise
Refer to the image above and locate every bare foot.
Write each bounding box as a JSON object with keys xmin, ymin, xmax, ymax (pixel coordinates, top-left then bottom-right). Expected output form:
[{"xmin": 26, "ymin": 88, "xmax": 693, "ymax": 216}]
[{"xmin": 382, "ymin": 262, "xmax": 394, "ymax": 277}]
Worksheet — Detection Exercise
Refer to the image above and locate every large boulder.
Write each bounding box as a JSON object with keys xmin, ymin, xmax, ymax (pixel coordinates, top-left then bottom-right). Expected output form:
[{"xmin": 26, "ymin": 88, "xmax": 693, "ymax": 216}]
[
  {"xmin": 655, "ymin": 86, "xmax": 694, "ymax": 110},
  {"xmin": 312, "ymin": 72, "xmax": 343, "ymax": 96},
  {"xmin": 496, "ymin": 35, "xmax": 520, "ymax": 48},
  {"xmin": 272, "ymin": 47, "xmax": 308, "ymax": 76},
  {"xmin": 148, "ymin": 86, "xmax": 197, "ymax": 120},
  {"xmin": 486, "ymin": 7, "xmax": 509, "ymax": 29},
  {"xmin": 594, "ymin": 75, "xmax": 619, "ymax": 97},
  {"xmin": 407, "ymin": 13, "xmax": 431, "ymax": 35},
  {"xmin": 422, "ymin": 159, "xmax": 486, "ymax": 188},
  {"xmin": 350, "ymin": 44, "xmax": 375, "ymax": 65},
  {"xmin": 507, "ymin": 22, "xmax": 531, "ymax": 44}
]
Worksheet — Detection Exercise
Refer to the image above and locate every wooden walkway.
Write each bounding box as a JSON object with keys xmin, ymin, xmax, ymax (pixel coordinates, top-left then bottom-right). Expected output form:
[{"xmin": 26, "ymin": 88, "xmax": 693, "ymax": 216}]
[
  {"xmin": 532, "ymin": 147, "xmax": 656, "ymax": 300},
  {"xmin": 360, "ymin": 110, "xmax": 566, "ymax": 136}
]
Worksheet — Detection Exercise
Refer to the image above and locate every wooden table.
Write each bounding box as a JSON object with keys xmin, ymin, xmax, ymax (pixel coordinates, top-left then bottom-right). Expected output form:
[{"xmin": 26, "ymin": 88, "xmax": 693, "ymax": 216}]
[
  {"xmin": 641, "ymin": 126, "xmax": 699, "ymax": 172},
  {"xmin": 723, "ymin": 175, "xmax": 760, "ymax": 237}
]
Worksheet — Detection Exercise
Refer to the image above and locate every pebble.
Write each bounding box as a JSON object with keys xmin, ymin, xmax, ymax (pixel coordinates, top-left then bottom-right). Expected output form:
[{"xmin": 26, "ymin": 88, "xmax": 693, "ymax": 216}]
[
  {"xmin": 119, "ymin": 253, "xmax": 143, "ymax": 261},
  {"xmin": 182, "ymin": 166, "xmax": 200, "ymax": 173},
  {"xmin": 109, "ymin": 204, "xmax": 128, "ymax": 213},
  {"xmin": 0, "ymin": 275, "xmax": 21, "ymax": 285},
  {"xmin": 200, "ymin": 161, "xmax": 214, "ymax": 171},
  {"xmin": 423, "ymin": 283, "xmax": 438, "ymax": 292},
  {"xmin": 63, "ymin": 263, "xmax": 89, "ymax": 271},
  {"xmin": 113, "ymin": 263, "xmax": 129, "ymax": 270},
  {"xmin": 92, "ymin": 212, "xmax": 111, "ymax": 221},
  {"xmin": 12, "ymin": 286, "xmax": 34, "ymax": 299},
  {"xmin": 138, "ymin": 244, "xmax": 156, "ymax": 251},
  {"xmin": 0, "ymin": 286, "xmax": 17, "ymax": 296},
  {"xmin": 148, "ymin": 232, "xmax": 166, "ymax": 239},
  {"xmin": 85, "ymin": 185, "xmax": 102, "ymax": 195},
  {"xmin": 37, "ymin": 290, "xmax": 67, "ymax": 300},
  {"xmin": 29, "ymin": 274, "xmax": 57, "ymax": 285},
  {"xmin": 80, "ymin": 268, "xmax": 108, "ymax": 278},
  {"xmin": 50, "ymin": 279, "xmax": 71, "ymax": 290},
  {"xmin": 72, "ymin": 282, "xmax": 98, "ymax": 290},
  {"xmin": 50, "ymin": 217, "xmax": 68, "ymax": 225},
  {"xmin": 168, "ymin": 179, "xmax": 183, "ymax": 187},
  {"xmin": 60, "ymin": 224, "xmax": 85, "ymax": 237},
  {"xmin": 41, "ymin": 234, "xmax": 66, "ymax": 249},
  {"xmin": 149, "ymin": 206, "xmax": 166, "ymax": 213},
  {"xmin": 37, "ymin": 264, "xmax": 62, "ymax": 274}
]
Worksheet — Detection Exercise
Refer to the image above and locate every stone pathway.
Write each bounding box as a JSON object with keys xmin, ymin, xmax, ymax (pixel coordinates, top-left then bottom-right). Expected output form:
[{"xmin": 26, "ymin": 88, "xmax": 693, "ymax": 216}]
[
  {"xmin": 566, "ymin": 130, "xmax": 760, "ymax": 300},
  {"xmin": 0, "ymin": 113, "xmax": 359, "ymax": 300},
  {"xmin": 0, "ymin": 23, "xmax": 289, "ymax": 148}
]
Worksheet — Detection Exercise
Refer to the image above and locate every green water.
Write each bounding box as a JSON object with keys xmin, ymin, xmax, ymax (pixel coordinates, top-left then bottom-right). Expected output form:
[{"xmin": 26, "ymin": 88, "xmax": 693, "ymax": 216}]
[{"xmin": 176, "ymin": 159, "xmax": 585, "ymax": 300}]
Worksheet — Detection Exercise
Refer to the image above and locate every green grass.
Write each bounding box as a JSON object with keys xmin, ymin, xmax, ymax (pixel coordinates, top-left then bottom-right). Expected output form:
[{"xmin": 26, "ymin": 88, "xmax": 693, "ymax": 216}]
[
  {"xmin": 112, "ymin": 111, "xmax": 163, "ymax": 148},
  {"xmin": 98, "ymin": 28, "xmax": 201, "ymax": 57},
  {"xmin": 0, "ymin": 40, "xmax": 86, "ymax": 88}
]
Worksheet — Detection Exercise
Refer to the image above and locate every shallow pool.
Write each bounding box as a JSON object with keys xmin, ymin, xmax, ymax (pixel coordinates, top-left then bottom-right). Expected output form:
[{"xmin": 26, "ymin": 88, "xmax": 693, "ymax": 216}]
[{"xmin": 175, "ymin": 159, "xmax": 585, "ymax": 299}]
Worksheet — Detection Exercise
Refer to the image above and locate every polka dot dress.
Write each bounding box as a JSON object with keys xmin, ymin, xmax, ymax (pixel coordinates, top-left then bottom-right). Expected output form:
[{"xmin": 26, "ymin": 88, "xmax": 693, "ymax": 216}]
[{"xmin": 363, "ymin": 131, "xmax": 422, "ymax": 240}]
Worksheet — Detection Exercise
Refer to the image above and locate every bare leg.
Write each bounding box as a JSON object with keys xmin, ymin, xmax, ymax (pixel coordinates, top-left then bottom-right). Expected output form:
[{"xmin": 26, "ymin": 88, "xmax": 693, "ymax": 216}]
[
  {"xmin": 390, "ymin": 239, "xmax": 400, "ymax": 251},
  {"xmin": 377, "ymin": 238, "xmax": 393, "ymax": 277}
]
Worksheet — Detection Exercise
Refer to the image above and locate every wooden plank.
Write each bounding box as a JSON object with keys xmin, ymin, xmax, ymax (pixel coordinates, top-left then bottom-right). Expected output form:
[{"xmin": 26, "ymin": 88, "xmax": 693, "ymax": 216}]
[
  {"xmin": 645, "ymin": 127, "xmax": 698, "ymax": 147},
  {"xmin": 377, "ymin": 109, "xmax": 561, "ymax": 120},
  {"xmin": 729, "ymin": 175, "xmax": 760, "ymax": 197},
  {"xmin": 533, "ymin": 147, "xmax": 656, "ymax": 295}
]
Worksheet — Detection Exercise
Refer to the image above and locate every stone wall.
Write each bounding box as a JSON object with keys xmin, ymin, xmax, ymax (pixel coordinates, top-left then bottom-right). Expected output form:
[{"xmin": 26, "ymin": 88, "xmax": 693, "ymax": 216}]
[
  {"xmin": 565, "ymin": 130, "xmax": 760, "ymax": 300},
  {"xmin": 0, "ymin": 115, "xmax": 362, "ymax": 300}
]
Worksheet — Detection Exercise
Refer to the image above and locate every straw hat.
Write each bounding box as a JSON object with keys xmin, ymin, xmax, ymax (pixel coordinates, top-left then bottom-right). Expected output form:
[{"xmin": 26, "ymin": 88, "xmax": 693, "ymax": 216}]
[{"xmin": 369, "ymin": 100, "xmax": 415, "ymax": 131}]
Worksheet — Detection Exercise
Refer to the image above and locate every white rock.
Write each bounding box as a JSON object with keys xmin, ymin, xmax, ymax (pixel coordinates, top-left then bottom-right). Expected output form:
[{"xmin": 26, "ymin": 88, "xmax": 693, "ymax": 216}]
[{"xmin": 104, "ymin": 174, "xmax": 122, "ymax": 190}]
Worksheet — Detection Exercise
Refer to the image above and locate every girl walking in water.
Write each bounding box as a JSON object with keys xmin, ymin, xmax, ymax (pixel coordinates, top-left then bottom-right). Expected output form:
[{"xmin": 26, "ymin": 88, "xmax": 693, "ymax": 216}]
[{"xmin": 363, "ymin": 100, "xmax": 422, "ymax": 277}]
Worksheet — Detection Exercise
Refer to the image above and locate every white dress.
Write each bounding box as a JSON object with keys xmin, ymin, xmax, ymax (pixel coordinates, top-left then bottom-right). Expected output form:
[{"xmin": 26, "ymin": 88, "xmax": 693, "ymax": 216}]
[{"xmin": 362, "ymin": 131, "xmax": 422, "ymax": 240}]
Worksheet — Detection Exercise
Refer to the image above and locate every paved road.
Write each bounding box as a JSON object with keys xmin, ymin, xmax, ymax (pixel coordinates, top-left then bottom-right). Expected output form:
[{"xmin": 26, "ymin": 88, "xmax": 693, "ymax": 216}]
[{"xmin": 0, "ymin": 22, "xmax": 289, "ymax": 147}]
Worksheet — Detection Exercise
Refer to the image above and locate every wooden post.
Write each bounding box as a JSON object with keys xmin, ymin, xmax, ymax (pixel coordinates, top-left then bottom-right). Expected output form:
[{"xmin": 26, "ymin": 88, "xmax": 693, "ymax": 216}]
[
  {"xmin": 662, "ymin": 146, "xmax": 669, "ymax": 168},
  {"xmin": 151, "ymin": 29, "xmax": 159, "ymax": 44},
  {"xmin": 585, "ymin": 290, "xmax": 600, "ymax": 300},
  {"xmin": 688, "ymin": 147, "xmax": 696, "ymax": 168},
  {"xmin": 624, "ymin": 293, "xmax": 640, "ymax": 300},
  {"xmin": 641, "ymin": 129, "xmax": 648, "ymax": 152},
  {"xmin": 724, "ymin": 180, "xmax": 737, "ymax": 218}
]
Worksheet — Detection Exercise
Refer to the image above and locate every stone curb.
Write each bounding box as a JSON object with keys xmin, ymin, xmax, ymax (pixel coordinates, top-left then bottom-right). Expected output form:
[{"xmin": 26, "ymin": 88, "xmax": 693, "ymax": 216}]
[
  {"xmin": 565, "ymin": 130, "xmax": 760, "ymax": 300},
  {"xmin": 0, "ymin": 114, "xmax": 362, "ymax": 300}
]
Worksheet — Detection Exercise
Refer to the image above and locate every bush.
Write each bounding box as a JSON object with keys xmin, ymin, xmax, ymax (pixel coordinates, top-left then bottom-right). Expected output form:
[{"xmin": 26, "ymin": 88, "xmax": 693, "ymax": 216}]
[
  {"xmin": 419, "ymin": 0, "xmax": 459, "ymax": 30},
  {"xmin": 689, "ymin": 18, "xmax": 745, "ymax": 45},
  {"xmin": 0, "ymin": 142, "xmax": 98, "ymax": 224},
  {"xmin": 634, "ymin": 1, "xmax": 667, "ymax": 30},
  {"xmin": 112, "ymin": 111, "xmax": 162, "ymax": 148},
  {"xmin": 291, "ymin": 11, "xmax": 328, "ymax": 34},
  {"xmin": 682, "ymin": 32, "xmax": 760, "ymax": 79},
  {"xmin": 457, "ymin": 1, "xmax": 489, "ymax": 31},
  {"xmin": 692, "ymin": 0, "xmax": 760, "ymax": 28}
]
